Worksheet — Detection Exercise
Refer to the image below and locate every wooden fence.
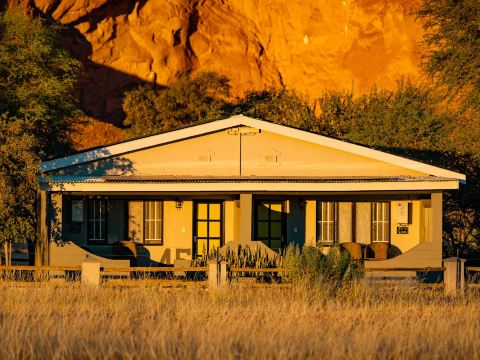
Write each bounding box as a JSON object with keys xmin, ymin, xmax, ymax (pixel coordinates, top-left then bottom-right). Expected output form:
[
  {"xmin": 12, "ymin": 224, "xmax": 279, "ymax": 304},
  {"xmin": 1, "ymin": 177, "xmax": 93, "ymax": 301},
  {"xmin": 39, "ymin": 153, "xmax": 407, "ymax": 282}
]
[{"xmin": 0, "ymin": 264, "xmax": 473, "ymax": 293}]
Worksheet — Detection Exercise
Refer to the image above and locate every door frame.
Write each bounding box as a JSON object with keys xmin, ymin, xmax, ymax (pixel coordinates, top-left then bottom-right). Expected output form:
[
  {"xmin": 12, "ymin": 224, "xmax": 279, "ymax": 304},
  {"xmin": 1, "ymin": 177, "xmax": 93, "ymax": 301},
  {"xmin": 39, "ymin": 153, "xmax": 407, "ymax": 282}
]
[
  {"xmin": 253, "ymin": 199, "xmax": 287, "ymax": 250},
  {"xmin": 192, "ymin": 200, "xmax": 224, "ymax": 257}
]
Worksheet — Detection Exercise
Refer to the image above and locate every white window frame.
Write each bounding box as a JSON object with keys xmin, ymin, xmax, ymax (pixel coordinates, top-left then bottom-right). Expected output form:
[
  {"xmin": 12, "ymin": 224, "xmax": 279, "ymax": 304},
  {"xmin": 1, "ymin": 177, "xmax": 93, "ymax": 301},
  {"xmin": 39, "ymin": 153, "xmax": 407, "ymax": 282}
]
[
  {"xmin": 144, "ymin": 201, "xmax": 163, "ymax": 245},
  {"xmin": 317, "ymin": 201, "xmax": 337, "ymax": 245},
  {"xmin": 88, "ymin": 199, "xmax": 106, "ymax": 243},
  {"xmin": 372, "ymin": 202, "xmax": 390, "ymax": 243}
]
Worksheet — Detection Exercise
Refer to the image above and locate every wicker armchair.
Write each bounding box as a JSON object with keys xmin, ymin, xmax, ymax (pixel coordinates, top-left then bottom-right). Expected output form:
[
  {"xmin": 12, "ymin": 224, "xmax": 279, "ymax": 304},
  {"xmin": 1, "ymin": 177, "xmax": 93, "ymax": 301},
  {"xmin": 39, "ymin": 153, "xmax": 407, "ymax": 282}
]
[{"xmin": 340, "ymin": 242, "xmax": 363, "ymax": 260}]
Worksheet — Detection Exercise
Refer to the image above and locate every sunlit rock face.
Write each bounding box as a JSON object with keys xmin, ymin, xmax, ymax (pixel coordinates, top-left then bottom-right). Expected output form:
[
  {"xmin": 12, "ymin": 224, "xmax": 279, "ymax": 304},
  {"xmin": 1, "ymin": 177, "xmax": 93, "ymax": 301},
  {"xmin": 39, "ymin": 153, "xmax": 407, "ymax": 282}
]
[{"xmin": 11, "ymin": 0, "xmax": 424, "ymax": 123}]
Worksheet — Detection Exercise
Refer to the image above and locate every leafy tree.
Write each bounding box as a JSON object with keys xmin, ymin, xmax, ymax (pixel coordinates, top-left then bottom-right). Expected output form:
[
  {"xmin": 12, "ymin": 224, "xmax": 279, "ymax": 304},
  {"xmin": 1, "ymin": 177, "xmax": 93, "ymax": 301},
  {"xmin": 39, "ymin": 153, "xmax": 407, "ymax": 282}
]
[
  {"xmin": 318, "ymin": 81, "xmax": 451, "ymax": 159},
  {"xmin": 317, "ymin": 81, "xmax": 480, "ymax": 256},
  {"xmin": 234, "ymin": 88, "xmax": 318, "ymax": 131},
  {"xmin": 0, "ymin": 116, "xmax": 39, "ymax": 264},
  {"xmin": 123, "ymin": 72, "xmax": 231, "ymax": 136},
  {"xmin": 417, "ymin": 0, "xmax": 480, "ymax": 112},
  {"xmin": 0, "ymin": 10, "xmax": 81, "ymax": 258},
  {"xmin": 0, "ymin": 10, "xmax": 81, "ymax": 158}
]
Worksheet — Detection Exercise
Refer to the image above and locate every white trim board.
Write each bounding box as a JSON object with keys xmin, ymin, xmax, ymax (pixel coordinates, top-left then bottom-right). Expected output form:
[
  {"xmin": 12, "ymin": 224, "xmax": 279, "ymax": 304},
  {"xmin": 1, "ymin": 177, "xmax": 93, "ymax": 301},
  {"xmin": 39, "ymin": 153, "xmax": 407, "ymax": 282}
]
[{"xmin": 40, "ymin": 115, "xmax": 466, "ymax": 182}]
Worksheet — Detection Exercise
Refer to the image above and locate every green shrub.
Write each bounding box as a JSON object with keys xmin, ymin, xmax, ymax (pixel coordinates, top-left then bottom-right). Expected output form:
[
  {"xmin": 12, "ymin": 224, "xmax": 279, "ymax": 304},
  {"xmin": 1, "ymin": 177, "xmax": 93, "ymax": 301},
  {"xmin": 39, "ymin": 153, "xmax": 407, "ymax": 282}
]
[{"xmin": 284, "ymin": 245, "xmax": 363, "ymax": 287}]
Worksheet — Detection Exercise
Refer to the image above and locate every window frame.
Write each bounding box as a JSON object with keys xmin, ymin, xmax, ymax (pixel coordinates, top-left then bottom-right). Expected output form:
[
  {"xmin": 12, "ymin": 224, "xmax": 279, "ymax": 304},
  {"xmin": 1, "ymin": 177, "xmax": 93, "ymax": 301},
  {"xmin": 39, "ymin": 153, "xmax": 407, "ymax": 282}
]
[
  {"xmin": 87, "ymin": 198, "xmax": 107, "ymax": 244},
  {"xmin": 193, "ymin": 200, "xmax": 224, "ymax": 257},
  {"xmin": 254, "ymin": 200, "xmax": 286, "ymax": 250},
  {"xmin": 371, "ymin": 201, "xmax": 391, "ymax": 243},
  {"xmin": 316, "ymin": 201, "xmax": 338, "ymax": 246},
  {"xmin": 143, "ymin": 200, "xmax": 164, "ymax": 245}
]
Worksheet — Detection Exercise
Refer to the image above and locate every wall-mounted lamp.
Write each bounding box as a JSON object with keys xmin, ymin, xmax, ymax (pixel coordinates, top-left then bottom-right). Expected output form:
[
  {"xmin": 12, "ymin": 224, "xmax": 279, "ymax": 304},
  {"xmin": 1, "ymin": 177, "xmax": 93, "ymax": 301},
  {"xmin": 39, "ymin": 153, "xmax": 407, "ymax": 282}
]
[{"xmin": 175, "ymin": 198, "xmax": 184, "ymax": 209}]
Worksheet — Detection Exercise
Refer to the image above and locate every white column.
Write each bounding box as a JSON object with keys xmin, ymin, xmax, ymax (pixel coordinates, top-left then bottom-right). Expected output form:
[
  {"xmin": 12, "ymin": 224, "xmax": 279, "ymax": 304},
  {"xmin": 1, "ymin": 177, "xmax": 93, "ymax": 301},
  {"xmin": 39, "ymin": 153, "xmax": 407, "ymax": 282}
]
[
  {"xmin": 431, "ymin": 192, "xmax": 443, "ymax": 252},
  {"xmin": 81, "ymin": 262, "xmax": 101, "ymax": 288}
]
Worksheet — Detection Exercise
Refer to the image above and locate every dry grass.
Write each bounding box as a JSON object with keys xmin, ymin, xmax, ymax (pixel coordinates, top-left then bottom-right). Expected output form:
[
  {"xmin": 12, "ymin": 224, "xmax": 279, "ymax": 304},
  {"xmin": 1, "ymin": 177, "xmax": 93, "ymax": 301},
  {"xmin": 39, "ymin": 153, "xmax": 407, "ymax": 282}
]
[{"xmin": 0, "ymin": 281, "xmax": 479, "ymax": 359}]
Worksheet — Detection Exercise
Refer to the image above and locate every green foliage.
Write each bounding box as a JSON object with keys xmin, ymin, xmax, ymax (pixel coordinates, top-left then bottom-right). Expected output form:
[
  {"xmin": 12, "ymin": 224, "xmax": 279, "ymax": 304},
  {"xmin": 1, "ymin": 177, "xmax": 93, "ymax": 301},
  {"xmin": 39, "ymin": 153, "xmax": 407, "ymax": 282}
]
[
  {"xmin": 284, "ymin": 245, "xmax": 362, "ymax": 287},
  {"xmin": 417, "ymin": 0, "xmax": 480, "ymax": 112},
  {"xmin": 234, "ymin": 88, "xmax": 318, "ymax": 131},
  {"xmin": 0, "ymin": 9, "xmax": 81, "ymax": 245},
  {"xmin": 318, "ymin": 81, "xmax": 451, "ymax": 158},
  {"xmin": 0, "ymin": 10, "xmax": 81, "ymax": 157},
  {"xmin": 192, "ymin": 245, "xmax": 281, "ymax": 268},
  {"xmin": 316, "ymin": 81, "xmax": 480, "ymax": 256},
  {"xmin": 0, "ymin": 116, "xmax": 39, "ymax": 244},
  {"xmin": 123, "ymin": 72, "xmax": 231, "ymax": 137}
]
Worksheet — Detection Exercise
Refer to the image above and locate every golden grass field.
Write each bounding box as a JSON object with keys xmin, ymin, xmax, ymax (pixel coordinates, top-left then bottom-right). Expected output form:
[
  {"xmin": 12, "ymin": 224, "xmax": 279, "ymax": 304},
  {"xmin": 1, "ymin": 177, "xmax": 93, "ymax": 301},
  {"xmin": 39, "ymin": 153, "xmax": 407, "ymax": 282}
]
[{"xmin": 0, "ymin": 281, "xmax": 479, "ymax": 360}]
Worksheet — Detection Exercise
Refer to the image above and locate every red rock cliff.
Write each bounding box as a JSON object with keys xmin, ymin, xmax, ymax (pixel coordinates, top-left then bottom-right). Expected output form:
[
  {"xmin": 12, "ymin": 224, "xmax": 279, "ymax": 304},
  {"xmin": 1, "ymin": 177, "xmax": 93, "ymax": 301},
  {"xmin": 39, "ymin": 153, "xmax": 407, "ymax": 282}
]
[{"xmin": 7, "ymin": 0, "xmax": 425, "ymax": 124}]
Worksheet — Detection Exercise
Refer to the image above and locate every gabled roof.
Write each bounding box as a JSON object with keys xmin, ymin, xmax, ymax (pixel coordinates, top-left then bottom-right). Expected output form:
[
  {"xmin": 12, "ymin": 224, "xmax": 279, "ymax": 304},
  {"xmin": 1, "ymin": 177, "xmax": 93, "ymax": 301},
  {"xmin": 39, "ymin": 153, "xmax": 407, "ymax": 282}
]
[{"xmin": 40, "ymin": 115, "xmax": 466, "ymax": 182}]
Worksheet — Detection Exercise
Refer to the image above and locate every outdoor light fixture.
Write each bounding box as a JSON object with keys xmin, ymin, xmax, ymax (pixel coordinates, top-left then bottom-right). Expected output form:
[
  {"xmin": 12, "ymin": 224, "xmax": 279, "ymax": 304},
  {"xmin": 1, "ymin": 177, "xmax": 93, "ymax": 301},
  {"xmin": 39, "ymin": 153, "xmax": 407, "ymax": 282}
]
[{"xmin": 175, "ymin": 198, "xmax": 184, "ymax": 209}]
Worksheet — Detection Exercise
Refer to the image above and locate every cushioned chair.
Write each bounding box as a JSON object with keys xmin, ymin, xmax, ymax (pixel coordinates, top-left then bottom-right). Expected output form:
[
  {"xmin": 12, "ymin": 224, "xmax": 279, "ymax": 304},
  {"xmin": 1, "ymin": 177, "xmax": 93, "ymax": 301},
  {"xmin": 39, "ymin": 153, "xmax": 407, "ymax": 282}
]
[
  {"xmin": 340, "ymin": 242, "xmax": 363, "ymax": 260},
  {"xmin": 367, "ymin": 242, "xmax": 390, "ymax": 260},
  {"xmin": 112, "ymin": 240, "xmax": 138, "ymax": 266}
]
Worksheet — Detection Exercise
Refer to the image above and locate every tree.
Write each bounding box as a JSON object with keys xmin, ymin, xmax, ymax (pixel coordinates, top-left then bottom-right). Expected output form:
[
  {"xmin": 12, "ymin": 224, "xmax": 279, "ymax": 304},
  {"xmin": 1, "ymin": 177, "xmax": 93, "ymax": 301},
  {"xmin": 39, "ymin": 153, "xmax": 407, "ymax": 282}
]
[
  {"xmin": 317, "ymin": 81, "xmax": 480, "ymax": 256},
  {"xmin": 0, "ymin": 116, "xmax": 39, "ymax": 264},
  {"xmin": 234, "ymin": 88, "xmax": 318, "ymax": 131},
  {"xmin": 318, "ymin": 81, "xmax": 450, "ymax": 159},
  {"xmin": 0, "ymin": 9, "xmax": 81, "ymax": 260},
  {"xmin": 417, "ymin": 0, "xmax": 480, "ymax": 112},
  {"xmin": 123, "ymin": 72, "xmax": 231, "ymax": 137},
  {"xmin": 0, "ymin": 10, "xmax": 81, "ymax": 158}
]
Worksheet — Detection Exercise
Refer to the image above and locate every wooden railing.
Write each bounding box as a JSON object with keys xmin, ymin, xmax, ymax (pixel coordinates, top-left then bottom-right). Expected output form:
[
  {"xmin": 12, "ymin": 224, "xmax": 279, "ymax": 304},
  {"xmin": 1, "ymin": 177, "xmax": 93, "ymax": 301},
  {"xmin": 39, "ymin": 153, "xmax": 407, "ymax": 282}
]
[{"xmin": 0, "ymin": 264, "xmax": 470, "ymax": 294}]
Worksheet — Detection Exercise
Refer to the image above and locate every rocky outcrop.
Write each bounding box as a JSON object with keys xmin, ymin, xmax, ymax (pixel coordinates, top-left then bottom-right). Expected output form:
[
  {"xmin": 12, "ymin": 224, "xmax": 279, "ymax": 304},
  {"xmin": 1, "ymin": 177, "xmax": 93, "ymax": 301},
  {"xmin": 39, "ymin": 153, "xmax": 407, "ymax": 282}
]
[{"xmin": 9, "ymin": 0, "xmax": 425, "ymax": 124}]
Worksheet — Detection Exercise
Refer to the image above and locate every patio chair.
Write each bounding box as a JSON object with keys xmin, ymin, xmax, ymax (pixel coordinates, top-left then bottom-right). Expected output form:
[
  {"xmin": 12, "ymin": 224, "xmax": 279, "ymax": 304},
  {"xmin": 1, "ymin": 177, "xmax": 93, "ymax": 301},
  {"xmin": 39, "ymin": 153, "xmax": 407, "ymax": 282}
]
[
  {"xmin": 112, "ymin": 240, "xmax": 138, "ymax": 266},
  {"xmin": 367, "ymin": 242, "xmax": 390, "ymax": 261},
  {"xmin": 340, "ymin": 242, "xmax": 363, "ymax": 260}
]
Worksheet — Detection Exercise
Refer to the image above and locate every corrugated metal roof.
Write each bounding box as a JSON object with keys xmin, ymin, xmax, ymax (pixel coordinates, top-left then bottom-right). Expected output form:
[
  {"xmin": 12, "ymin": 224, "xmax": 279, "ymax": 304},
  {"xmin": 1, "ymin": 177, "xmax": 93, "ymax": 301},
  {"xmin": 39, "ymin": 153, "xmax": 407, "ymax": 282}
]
[{"xmin": 40, "ymin": 175, "xmax": 458, "ymax": 184}]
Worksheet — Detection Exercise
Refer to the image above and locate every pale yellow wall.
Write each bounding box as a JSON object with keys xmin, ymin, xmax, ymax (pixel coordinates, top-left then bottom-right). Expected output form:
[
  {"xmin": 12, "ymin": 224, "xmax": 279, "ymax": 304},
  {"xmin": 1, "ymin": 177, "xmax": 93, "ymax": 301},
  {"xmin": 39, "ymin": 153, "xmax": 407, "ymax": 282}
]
[
  {"xmin": 130, "ymin": 197, "xmax": 237, "ymax": 264},
  {"xmin": 338, "ymin": 202, "xmax": 352, "ymax": 243},
  {"xmin": 61, "ymin": 130, "xmax": 240, "ymax": 176},
  {"xmin": 305, "ymin": 200, "xmax": 316, "ymax": 246},
  {"xmin": 241, "ymin": 130, "xmax": 427, "ymax": 177},
  {"xmin": 355, "ymin": 202, "xmax": 371, "ymax": 244},
  {"xmin": 142, "ymin": 200, "xmax": 194, "ymax": 264},
  {"xmin": 390, "ymin": 200, "xmax": 423, "ymax": 253},
  {"xmin": 128, "ymin": 201, "xmax": 143, "ymax": 242},
  {"xmin": 57, "ymin": 128, "xmax": 428, "ymax": 178},
  {"xmin": 224, "ymin": 200, "xmax": 236, "ymax": 243}
]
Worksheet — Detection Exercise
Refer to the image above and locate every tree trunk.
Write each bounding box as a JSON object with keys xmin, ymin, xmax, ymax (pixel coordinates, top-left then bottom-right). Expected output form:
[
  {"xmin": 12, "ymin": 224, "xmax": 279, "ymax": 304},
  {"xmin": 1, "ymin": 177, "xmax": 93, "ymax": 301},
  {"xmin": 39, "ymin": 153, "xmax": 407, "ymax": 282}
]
[{"xmin": 3, "ymin": 242, "xmax": 8, "ymax": 266}]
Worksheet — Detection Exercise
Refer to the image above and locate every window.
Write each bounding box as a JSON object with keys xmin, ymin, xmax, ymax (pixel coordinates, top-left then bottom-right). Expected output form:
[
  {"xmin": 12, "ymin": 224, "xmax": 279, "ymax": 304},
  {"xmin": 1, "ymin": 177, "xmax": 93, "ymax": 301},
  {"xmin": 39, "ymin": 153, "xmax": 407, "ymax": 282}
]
[
  {"xmin": 316, "ymin": 201, "xmax": 337, "ymax": 244},
  {"xmin": 372, "ymin": 202, "xmax": 390, "ymax": 243},
  {"xmin": 255, "ymin": 201, "xmax": 284, "ymax": 251},
  {"xmin": 144, "ymin": 201, "xmax": 163, "ymax": 244},
  {"xmin": 194, "ymin": 202, "xmax": 223, "ymax": 256},
  {"xmin": 88, "ymin": 199, "xmax": 106, "ymax": 243}
]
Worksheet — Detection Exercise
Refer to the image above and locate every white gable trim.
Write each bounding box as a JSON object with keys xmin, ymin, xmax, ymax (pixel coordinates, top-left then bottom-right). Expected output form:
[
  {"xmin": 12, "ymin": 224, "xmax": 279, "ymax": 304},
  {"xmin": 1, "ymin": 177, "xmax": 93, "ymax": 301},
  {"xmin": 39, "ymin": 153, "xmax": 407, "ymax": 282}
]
[{"xmin": 40, "ymin": 115, "xmax": 466, "ymax": 181}]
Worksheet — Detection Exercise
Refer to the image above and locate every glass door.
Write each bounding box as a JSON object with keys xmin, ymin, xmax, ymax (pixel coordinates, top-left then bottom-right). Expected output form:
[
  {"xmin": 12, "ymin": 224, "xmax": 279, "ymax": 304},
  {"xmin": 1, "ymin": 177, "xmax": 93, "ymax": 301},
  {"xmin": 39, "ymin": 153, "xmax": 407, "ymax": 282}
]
[
  {"xmin": 255, "ymin": 201, "xmax": 285, "ymax": 252},
  {"xmin": 193, "ymin": 201, "xmax": 223, "ymax": 257}
]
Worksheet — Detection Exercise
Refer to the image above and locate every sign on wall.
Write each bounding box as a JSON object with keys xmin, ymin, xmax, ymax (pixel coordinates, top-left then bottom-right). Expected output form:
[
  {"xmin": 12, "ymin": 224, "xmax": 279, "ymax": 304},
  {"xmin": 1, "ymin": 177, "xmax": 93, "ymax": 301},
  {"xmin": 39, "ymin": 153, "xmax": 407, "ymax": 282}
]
[
  {"xmin": 396, "ymin": 202, "xmax": 409, "ymax": 224},
  {"xmin": 397, "ymin": 226, "xmax": 409, "ymax": 234}
]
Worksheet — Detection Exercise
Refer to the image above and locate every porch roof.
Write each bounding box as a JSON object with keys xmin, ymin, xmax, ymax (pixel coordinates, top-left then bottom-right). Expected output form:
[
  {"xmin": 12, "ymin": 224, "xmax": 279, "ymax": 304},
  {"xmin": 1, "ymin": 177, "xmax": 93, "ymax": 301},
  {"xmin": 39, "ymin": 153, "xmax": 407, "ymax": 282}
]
[
  {"xmin": 39, "ymin": 174, "xmax": 460, "ymax": 192},
  {"xmin": 42, "ymin": 175, "xmax": 457, "ymax": 184}
]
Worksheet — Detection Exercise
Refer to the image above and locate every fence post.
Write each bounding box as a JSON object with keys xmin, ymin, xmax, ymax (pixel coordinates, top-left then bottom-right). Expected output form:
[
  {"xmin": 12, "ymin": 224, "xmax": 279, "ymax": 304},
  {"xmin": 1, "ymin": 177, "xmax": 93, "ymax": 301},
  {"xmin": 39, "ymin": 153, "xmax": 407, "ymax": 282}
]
[
  {"xmin": 81, "ymin": 262, "xmax": 100, "ymax": 288},
  {"xmin": 459, "ymin": 258, "xmax": 466, "ymax": 292},
  {"xmin": 443, "ymin": 257, "xmax": 465, "ymax": 295},
  {"xmin": 219, "ymin": 261, "xmax": 228, "ymax": 287},
  {"xmin": 208, "ymin": 260, "xmax": 218, "ymax": 288}
]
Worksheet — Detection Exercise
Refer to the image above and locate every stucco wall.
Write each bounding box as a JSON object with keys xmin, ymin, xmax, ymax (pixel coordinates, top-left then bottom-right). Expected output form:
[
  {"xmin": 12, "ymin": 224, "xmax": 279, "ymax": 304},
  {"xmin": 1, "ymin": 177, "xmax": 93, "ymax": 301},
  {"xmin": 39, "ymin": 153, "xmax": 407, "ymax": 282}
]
[
  {"xmin": 55, "ymin": 129, "xmax": 428, "ymax": 178},
  {"xmin": 53, "ymin": 194, "xmax": 436, "ymax": 266}
]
